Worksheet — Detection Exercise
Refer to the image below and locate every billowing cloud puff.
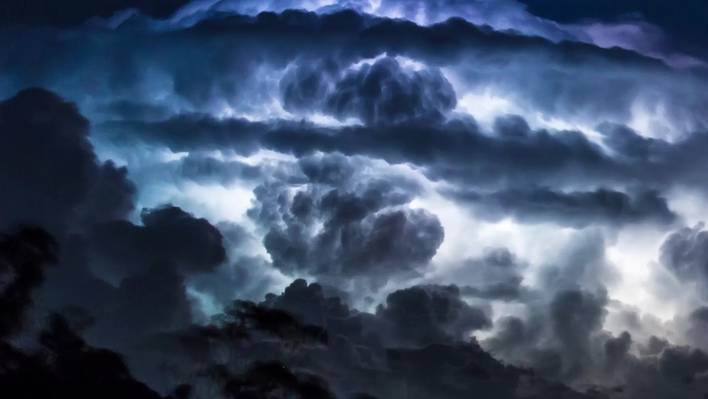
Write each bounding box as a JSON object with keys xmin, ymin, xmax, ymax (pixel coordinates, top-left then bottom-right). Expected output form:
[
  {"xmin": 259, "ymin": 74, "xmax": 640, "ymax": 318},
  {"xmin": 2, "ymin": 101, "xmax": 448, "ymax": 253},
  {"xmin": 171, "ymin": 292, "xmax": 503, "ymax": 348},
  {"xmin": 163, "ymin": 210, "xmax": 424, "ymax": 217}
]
[
  {"xmin": 484, "ymin": 288, "xmax": 609, "ymax": 381},
  {"xmin": 255, "ymin": 278, "xmax": 591, "ymax": 398},
  {"xmin": 0, "ymin": 88, "xmax": 229, "ymax": 354},
  {"xmin": 549, "ymin": 290, "xmax": 609, "ymax": 377},
  {"xmin": 660, "ymin": 223, "xmax": 708, "ymax": 298},
  {"xmin": 282, "ymin": 57, "xmax": 456, "ymax": 124},
  {"xmin": 455, "ymin": 248, "xmax": 527, "ymax": 301},
  {"xmin": 376, "ymin": 284, "xmax": 491, "ymax": 346},
  {"xmin": 89, "ymin": 205, "xmax": 226, "ymax": 282},
  {"xmin": 329, "ymin": 57, "xmax": 456, "ymax": 124},
  {"xmin": 249, "ymin": 154, "xmax": 444, "ymax": 288}
]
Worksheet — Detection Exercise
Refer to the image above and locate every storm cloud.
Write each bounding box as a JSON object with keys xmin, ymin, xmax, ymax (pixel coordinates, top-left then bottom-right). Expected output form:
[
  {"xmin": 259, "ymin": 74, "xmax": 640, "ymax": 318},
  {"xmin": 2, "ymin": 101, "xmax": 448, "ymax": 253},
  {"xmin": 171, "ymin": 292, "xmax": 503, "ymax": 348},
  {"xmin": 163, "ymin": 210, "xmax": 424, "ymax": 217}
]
[{"xmin": 2, "ymin": 2, "xmax": 708, "ymax": 399}]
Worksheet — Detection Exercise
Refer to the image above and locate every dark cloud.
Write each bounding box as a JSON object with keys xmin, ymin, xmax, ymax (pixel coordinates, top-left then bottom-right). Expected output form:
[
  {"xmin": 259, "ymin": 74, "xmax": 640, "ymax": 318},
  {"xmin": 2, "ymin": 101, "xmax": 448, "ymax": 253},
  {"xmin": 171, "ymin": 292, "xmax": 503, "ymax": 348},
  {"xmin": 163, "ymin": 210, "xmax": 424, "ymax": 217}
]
[
  {"xmin": 93, "ymin": 100, "xmax": 174, "ymax": 122},
  {"xmin": 4, "ymin": 8, "xmax": 706, "ymax": 131},
  {"xmin": 443, "ymin": 248, "xmax": 527, "ymax": 301},
  {"xmin": 216, "ymin": 361, "xmax": 336, "ymax": 399},
  {"xmin": 263, "ymin": 200, "xmax": 443, "ymax": 283},
  {"xmin": 263, "ymin": 279, "xmax": 356, "ymax": 328},
  {"xmin": 0, "ymin": 227, "xmax": 57, "ymax": 338},
  {"xmin": 0, "ymin": 89, "xmax": 200, "ymax": 352},
  {"xmin": 461, "ymin": 279, "xmax": 525, "ymax": 301},
  {"xmin": 481, "ymin": 277, "xmax": 708, "ymax": 399},
  {"xmin": 449, "ymin": 187, "xmax": 677, "ymax": 227},
  {"xmin": 0, "ymin": 86, "xmax": 171, "ymax": 337},
  {"xmin": 0, "ymin": 228, "xmax": 639, "ymax": 399},
  {"xmin": 177, "ymin": 8, "xmax": 660, "ymax": 71},
  {"xmin": 298, "ymin": 152, "xmax": 357, "ymax": 185},
  {"xmin": 79, "ymin": 162, "xmax": 136, "ymax": 225},
  {"xmin": 0, "ymin": 250, "xmax": 602, "ymax": 399},
  {"xmin": 0, "ymin": 88, "xmax": 135, "ymax": 234},
  {"xmin": 88, "ymin": 205, "xmax": 226, "ymax": 282},
  {"xmin": 90, "ymin": 263, "xmax": 193, "ymax": 349},
  {"xmin": 102, "ymin": 116, "xmax": 608, "ymax": 189},
  {"xmin": 103, "ymin": 112, "xmax": 708, "ymax": 203},
  {"xmin": 98, "ymin": 106, "xmax": 708, "ymax": 220},
  {"xmin": 687, "ymin": 307, "xmax": 708, "ymax": 350},
  {"xmin": 382, "ymin": 343, "xmax": 590, "ymax": 399},
  {"xmin": 248, "ymin": 154, "xmax": 443, "ymax": 288},
  {"xmin": 597, "ymin": 122, "xmax": 662, "ymax": 161},
  {"xmin": 263, "ymin": 278, "xmax": 487, "ymax": 349},
  {"xmin": 0, "ymin": 315, "xmax": 168, "ymax": 399},
  {"xmin": 99, "ymin": 115, "xmax": 267, "ymax": 155},
  {"xmin": 328, "ymin": 57, "xmax": 456, "ymax": 124},
  {"xmin": 4, "ymin": 4, "xmax": 708, "ymax": 399},
  {"xmin": 216, "ymin": 279, "xmax": 592, "ymax": 397},
  {"xmin": 660, "ymin": 223, "xmax": 708, "ymax": 297},
  {"xmin": 483, "ymin": 316, "xmax": 531, "ymax": 359},
  {"xmin": 549, "ymin": 289, "xmax": 608, "ymax": 379},
  {"xmin": 484, "ymin": 288, "xmax": 608, "ymax": 381},
  {"xmin": 280, "ymin": 59, "xmax": 341, "ymax": 114},
  {"xmin": 186, "ymin": 222, "xmax": 277, "ymax": 310},
  {"xmin": 0, "ymin": 227, "xmax": 176, "ymax": 399},
  {"xmin": 539, "ymin": 231, "xmax": 615, "ymax": 295},
  {"xmin": 227, "ymin": 299, "xmax": 328, "ymax": 345},
  {"xmin": 604, "ymin": 331, "xmax": 632, "ymax": 369},
  {"xmin": 0, "ymin": 88, "xmax": 232, "ymax": 363},
  {"xmin": 179, "ymin": 154, "xmax": 262, "ymax": 185},
  {"xmin": 657, "ymin": 345, "xmax": 708, "ymax": 383},
  {"xmin": 641, "ymin": 335, "xmax": 670, "ymax": 357},
  {"xmin": 282, "ymin": 57, "xmax": 456, "ymax": 124},
  {"xmin": 250, "ymin": 279, "xmax": 597, "ymax": 399},
  {"xmin": 376, "ymin": 284, "xmax": 491, "ymax": 346},
  {"xmin": 58, "ymin": 205, "xmax": 230, "ymax": 353},
  {"xmin": 176, "ymin": 10, "xmax": 706, "ymax": 128}
]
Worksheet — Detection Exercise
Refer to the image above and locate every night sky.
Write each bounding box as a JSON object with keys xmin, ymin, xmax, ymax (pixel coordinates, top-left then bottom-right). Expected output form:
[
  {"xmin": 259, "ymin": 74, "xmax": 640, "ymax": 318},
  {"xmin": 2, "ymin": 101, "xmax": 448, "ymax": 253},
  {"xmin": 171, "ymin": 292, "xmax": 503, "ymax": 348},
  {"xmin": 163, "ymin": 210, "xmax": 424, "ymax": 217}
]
[{"xmin": 2, "ymin": 1, "xmax": 708, "ymax": 398}]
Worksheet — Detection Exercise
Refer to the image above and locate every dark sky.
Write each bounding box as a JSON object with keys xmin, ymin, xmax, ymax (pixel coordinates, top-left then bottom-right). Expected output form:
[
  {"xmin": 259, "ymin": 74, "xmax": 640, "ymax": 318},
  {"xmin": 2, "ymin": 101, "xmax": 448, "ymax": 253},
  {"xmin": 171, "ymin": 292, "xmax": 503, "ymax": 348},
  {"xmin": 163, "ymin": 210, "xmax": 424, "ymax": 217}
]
[{"xmin": 0, "ymin": 0, "xmax": 190, "ymax": 25}]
